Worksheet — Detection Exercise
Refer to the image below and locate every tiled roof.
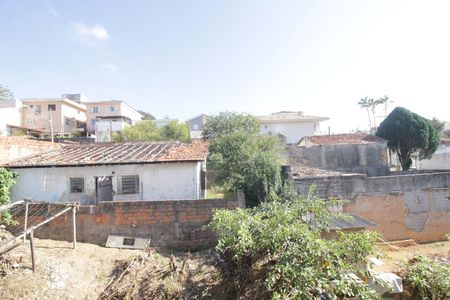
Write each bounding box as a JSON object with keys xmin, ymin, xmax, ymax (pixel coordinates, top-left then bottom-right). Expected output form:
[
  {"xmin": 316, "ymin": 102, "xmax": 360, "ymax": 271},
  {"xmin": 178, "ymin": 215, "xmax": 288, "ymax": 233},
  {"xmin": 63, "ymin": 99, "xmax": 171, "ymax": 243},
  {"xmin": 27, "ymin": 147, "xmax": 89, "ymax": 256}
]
[
  {"xmin": 299, "ymin": 133, "xmax": 386, "ymax": 146},
  {"xmin": 442, "ymin": 139, "xmax": 450, "ymax": 146},
  {"xmin": 5, "ymin": 140, "xmax": 209, "ymax": 168},
  {"xmin": 291, "ymin": 166, "xmax": 347, "ymax": 178},
  {"xmin": 259, "ymin": 111, "xmax": 329, "ymax": 122}
]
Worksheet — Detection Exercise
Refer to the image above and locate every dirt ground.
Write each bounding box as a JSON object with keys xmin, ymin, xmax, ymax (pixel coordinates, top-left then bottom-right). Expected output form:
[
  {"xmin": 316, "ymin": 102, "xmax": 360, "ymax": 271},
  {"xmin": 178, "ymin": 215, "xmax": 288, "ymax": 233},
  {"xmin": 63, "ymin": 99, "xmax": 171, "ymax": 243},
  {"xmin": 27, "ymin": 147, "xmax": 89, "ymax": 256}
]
[
  {"xmin": 0, "ymin": 238, "xmax": 140, "ymax": 300},
  {"xmin": 0, "ymin": 239, "xmax": 449, "ymax": 300}
]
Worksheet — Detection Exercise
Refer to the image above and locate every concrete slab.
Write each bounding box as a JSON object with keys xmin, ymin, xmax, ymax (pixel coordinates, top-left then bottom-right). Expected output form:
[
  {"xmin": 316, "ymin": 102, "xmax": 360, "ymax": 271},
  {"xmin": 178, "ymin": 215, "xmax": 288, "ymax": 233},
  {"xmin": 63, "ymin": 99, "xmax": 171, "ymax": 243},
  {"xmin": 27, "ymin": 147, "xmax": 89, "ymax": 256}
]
[{"xmin": 105, "ymin": 235, "xmax": 150, "ymax": 249}]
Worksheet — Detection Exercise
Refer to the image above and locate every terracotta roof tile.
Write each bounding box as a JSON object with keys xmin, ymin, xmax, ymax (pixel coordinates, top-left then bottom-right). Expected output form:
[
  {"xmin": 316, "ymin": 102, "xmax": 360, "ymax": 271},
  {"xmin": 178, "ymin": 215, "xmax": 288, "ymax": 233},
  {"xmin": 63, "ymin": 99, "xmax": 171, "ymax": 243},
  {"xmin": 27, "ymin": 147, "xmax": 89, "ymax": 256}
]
[
  {"xmin": 5, "ymin": 140, "xmax": 208, "ymax": 168},
  {"xmin": 299, "ymin": 133, "xmax": 386, "ymax": 146}
]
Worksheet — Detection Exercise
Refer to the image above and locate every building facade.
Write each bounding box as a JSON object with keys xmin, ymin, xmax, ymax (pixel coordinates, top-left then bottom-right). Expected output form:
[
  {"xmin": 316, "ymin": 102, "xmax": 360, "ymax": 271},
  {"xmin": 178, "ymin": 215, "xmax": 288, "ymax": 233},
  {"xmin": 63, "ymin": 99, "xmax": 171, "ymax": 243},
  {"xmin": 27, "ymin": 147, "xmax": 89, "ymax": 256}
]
[
  {"xmin": 20, "ymin": 97, "xmax": 87, "ymax": 137},
  {"xmin": 259, "ymin": 111, "xmax": 329, "ymax": 144},
  {"xmin": 84, "ymin": 100, "xmax": 142, "ymax": 142}
]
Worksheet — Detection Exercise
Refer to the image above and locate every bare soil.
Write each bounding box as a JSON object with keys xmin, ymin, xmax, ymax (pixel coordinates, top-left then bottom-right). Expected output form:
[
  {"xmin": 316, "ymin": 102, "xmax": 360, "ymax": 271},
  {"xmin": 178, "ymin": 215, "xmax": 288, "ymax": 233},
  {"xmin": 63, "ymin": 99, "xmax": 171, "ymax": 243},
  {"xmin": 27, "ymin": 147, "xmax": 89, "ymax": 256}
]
[{"xmin": 0, "ymin": 238, "xmax": 448, "ymax": 300}]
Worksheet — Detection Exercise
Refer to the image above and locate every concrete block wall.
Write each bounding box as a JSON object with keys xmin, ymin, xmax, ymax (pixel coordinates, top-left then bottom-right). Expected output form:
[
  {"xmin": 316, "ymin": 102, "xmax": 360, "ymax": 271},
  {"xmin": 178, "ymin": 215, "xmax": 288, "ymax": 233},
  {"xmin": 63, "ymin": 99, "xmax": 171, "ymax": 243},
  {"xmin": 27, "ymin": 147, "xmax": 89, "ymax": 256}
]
[
  {"xmin": 31, "ymin": 197, "xmax": 244, "ymax": 249},
  {"xmin": 295, "ymin": 172, "xmax": 450, "ymax": 242},
  {"xmin": 0, "ymin": 137, "xmax": 61, "ymax": 165}
]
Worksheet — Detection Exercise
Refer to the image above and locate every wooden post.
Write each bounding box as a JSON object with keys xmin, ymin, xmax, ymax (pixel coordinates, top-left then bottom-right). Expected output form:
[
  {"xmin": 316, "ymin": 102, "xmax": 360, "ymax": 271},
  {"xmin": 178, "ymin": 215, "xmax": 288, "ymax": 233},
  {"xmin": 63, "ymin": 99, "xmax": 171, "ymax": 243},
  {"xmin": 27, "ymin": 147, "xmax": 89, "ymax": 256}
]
[
  {"xmin": 23, "ymin": 201, "xmax": 29, "ymax": 242},
  {"xmin": 72, "ymin": 205, "xmax": 77, "ymax": 249},
  {"xmin": 30, "ymin": 229, "xmax": 36, "ymax": 273}
]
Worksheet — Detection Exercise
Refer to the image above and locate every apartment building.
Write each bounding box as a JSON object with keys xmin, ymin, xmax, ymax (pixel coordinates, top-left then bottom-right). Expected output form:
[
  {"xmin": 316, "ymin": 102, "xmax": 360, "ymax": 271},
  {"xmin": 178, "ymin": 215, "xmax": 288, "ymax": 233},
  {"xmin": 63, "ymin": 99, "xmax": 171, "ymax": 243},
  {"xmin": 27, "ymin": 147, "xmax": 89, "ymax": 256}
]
[
  {"xmin": 84, "ymin": 100, "xmax": 142, "ymax": 142},
  {"xmin": 20, "ymin": 97, "xmax": 87, "ymax": 137}
]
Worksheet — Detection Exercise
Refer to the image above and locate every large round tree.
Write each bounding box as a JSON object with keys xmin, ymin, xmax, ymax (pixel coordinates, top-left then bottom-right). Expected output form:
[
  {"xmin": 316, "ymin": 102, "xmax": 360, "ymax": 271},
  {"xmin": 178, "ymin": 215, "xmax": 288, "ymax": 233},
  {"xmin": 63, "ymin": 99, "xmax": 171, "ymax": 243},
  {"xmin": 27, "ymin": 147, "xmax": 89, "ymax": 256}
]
[{"xmin": 376, "ymin": 107, "xmax": 440, "ymax": 170}]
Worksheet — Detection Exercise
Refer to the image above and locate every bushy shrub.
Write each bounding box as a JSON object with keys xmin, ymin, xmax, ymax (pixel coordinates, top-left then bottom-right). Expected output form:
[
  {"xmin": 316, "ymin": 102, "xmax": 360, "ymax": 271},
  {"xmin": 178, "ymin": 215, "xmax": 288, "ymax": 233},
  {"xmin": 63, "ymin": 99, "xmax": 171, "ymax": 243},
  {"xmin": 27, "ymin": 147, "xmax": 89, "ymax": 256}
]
[
  {"xmin": 401, "ymin": 255, "xmax": 450, "ymax": 300},
  {"xmin": 210, "ymin": 187, "xmax": 381, "ymax": 299}
]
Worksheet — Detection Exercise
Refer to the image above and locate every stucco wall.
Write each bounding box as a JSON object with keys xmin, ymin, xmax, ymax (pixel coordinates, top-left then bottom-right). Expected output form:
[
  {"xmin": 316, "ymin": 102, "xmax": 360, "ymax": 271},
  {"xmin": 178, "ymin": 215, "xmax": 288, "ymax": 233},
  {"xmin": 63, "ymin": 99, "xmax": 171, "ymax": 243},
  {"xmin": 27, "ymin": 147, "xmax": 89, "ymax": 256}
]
[
  {"xmin": 289, "ymin": 142, "xmax": 389, "ymax": 176},
  {"xmin": 417, "ymin": 145, "xmax": 450, "ymax": 170},
  {"xmin": 294, "ymin": 172, "xmax": 450, "ymax": 242},
  {"xmin": 10, "ymin": 162, "xmax": 203, "ymax": 204}
]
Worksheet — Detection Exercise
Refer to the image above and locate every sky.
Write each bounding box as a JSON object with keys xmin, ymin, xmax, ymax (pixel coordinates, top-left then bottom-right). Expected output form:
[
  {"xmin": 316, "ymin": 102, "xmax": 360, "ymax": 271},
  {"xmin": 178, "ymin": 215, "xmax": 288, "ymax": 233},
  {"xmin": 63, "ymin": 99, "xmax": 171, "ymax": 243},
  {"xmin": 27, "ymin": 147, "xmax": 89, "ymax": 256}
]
[{"xmin": 0, "ymin": 0, "xmax": 449, "ymax": 133}]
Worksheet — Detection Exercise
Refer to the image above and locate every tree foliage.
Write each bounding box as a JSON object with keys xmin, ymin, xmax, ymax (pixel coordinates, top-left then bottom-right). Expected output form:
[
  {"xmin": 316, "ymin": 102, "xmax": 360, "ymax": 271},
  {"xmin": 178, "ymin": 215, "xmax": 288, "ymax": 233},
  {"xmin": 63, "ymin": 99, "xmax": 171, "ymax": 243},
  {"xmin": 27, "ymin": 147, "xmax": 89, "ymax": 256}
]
[
  {"xmin": 210, "ymin": 188, "xmax": 380, "ymax": 299},
  {"xmin": 0, "ymin": 84, "xmax": 14, "ymax": 101},
  {"xmin": 0, "ymin": 168, "xmax": 16, "ymax": 206},
  {"xmin": 203, "ymin": 112, "xmax": 283, "ymax": 207},
  {"xmin": 137, "ymin": 110, "xmax": 155, "ymax": 120},
  {"xmin": 376, "ymin": 107, "xmax": 440, "ymax": 170},
  {"xmin": 113, "ymin": 120, "xmax": 191, "ymax": 143}
]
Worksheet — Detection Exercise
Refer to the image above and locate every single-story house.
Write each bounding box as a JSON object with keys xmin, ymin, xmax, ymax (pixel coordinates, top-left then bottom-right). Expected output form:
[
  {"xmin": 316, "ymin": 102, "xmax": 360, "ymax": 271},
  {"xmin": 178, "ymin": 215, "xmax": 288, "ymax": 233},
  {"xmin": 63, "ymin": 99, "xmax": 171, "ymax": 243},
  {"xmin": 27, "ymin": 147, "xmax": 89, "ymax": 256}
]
[
  {"xmin": 290, "ymin": 133, "xmax": 389, "ymax": 176},
  {"xmin": 4, "ymin": 141, "xmax": 209, "ymax": 204}
]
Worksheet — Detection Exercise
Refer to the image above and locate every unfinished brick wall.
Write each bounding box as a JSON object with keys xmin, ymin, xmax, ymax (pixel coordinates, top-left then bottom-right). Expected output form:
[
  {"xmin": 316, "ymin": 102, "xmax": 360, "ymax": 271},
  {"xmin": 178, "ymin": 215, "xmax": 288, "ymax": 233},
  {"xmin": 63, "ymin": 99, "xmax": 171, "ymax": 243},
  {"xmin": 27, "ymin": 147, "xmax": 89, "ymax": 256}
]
[
  {"xmin": 33, "ymin": 198, "xmax": 243, "ymax": 249},
  {"xmin": 0, "ymin": 137, "xmax": 61, "ymax": 164},
  {"xmin": 295, "ymin": 172, "xmax": 450, "ymax": 242}
]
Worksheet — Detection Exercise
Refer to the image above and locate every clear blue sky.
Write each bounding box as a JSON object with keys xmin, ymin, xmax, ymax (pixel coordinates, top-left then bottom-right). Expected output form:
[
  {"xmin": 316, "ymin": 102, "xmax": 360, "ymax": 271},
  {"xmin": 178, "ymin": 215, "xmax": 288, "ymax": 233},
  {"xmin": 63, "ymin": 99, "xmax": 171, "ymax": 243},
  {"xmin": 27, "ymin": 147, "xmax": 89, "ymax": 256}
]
[{"xmin": 1, "ymin": 0, "xmax": 449, "ymax": 132}]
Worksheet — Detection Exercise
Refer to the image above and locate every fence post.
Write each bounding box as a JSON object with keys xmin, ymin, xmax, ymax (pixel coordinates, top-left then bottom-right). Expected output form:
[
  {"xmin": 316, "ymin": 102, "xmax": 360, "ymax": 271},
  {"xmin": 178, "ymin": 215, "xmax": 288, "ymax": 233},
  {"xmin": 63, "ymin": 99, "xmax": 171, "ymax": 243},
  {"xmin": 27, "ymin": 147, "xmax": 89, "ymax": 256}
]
[
  {"xmin": 30, "ymin": 229, "xmax": 36, "ymax": 273},
  {"xmin": 23, "ymin": 201, "xmax": 29, "ymax": 242},
  {"xmin": 72, "ymin": 204, "xmax": 77, "ymax": 249}
]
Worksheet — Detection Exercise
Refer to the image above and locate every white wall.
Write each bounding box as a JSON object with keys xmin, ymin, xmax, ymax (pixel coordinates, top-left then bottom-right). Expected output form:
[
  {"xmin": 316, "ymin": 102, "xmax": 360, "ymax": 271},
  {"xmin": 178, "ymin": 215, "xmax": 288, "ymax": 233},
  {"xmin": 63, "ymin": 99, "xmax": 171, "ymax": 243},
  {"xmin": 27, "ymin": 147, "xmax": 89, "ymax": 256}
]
[
  {"xmin": 10, "ymin": 162, "xmax": 202, "ymax": 204},
  {"xmin": 417, "ymin": 145, "xmax": 450, "ymax": 170},
  {"xmin": 0, "ymin": 100, "xmax": 21, "ymax": 136},
  {"xmin": 260, "ymin": 121, "xmax": 320, "ymax": 144}
]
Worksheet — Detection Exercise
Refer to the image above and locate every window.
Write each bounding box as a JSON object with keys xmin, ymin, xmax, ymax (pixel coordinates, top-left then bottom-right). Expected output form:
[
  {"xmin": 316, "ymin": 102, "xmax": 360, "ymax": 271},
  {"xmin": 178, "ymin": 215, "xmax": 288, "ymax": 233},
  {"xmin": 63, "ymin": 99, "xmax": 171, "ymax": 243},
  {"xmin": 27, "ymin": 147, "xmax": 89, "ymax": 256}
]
[
  {"xmin": 48, "ymin": 104, "xmax": 56, "ymax": 111},
  {"xmin": 91, "ymin": 119, "xmax": 98, "ymax": 126},
  {"xmin": 192, "ymin": 124, "xmax": 199, "ymax": 130},
  {"xmin": 117, "ymin": 175, "xmax": 139, "ymax": 194},
  {"xmin": 91, "ymin": 107, "xmax": 98, "ymax": 113},
  {"xmin": 26, "ymin": 119, "xmax": 34, "ymax": 125},
  {"xmin": 35, "ymin": 105, "xmax": 41, "ymax": 115},
  {"xmin": 109, "ymin": 106, "xmax": 115, "ymax": 112},
  {"xmin": 69, "ymin": 177, "xmax": 84, "ymax": 193}
]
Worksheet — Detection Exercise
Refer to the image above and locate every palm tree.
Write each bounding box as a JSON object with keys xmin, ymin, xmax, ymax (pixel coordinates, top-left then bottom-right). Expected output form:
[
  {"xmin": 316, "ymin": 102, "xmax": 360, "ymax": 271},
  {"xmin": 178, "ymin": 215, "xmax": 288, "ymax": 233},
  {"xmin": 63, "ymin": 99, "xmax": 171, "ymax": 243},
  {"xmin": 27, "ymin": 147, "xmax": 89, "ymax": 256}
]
[
  {"xmin": 358, "ymin": 97, "xmax": 373, "ymax": 130},
  {"xmin": 376, "ymin": 95, "xmax": 390, "ymax": 118}
]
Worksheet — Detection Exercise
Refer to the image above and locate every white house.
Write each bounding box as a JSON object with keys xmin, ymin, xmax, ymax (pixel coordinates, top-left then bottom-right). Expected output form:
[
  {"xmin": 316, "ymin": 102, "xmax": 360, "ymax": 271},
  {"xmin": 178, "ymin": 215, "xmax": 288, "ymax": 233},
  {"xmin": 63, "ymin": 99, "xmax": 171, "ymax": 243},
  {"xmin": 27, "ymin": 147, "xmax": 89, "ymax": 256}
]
[
  {"xmin": 5, "ymin": 141, "xmax": 208, "ymax": 204},
  {"xmin": 0, "ymin": 99, "xmax": 22, "ymax": 136},
  {"xmin": 186, "ymin": 114, "xmax": 209, "ymax": 139},
  {"xmin": 417, "ymin": 139, "xmax": 450, "ymax": 170},
  {"xmin": 259, "ymin": 111, "xmax": 329, "ymax": 144}
]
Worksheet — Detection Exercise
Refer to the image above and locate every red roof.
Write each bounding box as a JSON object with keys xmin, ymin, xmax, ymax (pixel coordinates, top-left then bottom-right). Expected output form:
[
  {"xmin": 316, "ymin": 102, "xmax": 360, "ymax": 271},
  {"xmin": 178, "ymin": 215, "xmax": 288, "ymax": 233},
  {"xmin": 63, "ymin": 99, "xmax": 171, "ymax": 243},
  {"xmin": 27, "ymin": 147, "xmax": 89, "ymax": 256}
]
[
  {"xmin": 5, "ymin": 140, "xmax": 209, "ymax": 168},
  {"xmin": 299, "ymin": 133, "xmax": 386, "ymax": 146}
]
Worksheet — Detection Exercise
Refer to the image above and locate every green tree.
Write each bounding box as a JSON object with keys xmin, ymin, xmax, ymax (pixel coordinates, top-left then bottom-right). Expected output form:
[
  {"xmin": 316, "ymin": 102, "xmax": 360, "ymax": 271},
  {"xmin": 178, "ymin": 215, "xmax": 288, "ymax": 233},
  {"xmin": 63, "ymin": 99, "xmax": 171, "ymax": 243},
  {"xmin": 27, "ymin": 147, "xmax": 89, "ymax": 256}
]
[
  {"xmin": 113, "ymin": 120, "xmax": 191, "ymax": 143},
  {"xmin": 376, "ymin": 107, "xmax": 440, "ymax": 170},
  {"xmin": 204, "ymin": 112, "xmax": 283, "ymax": 207},
  {"xmin": 137, "ymin": 110, "xmax": 155, "ymax": 120},
  {"xmin": 0, "ymin": 85, "xmax": 14, "ymax": 101},
  {"xmin": 160, "ymin": 120, "xmax": 191, "ymax": 142}
]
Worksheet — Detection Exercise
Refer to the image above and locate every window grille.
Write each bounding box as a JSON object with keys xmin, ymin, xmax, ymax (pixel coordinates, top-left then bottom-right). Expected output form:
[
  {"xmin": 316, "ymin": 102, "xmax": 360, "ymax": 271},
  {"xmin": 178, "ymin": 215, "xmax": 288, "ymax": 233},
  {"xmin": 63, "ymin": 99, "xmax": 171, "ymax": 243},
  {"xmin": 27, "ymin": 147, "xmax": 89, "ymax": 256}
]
[
  {"xmin": 117, "ymin": 175, "xmax": 139, "ymax": 194},
  {"xmin": 70, "ymin": 177, "xmax": 84, "ymax": 193}
]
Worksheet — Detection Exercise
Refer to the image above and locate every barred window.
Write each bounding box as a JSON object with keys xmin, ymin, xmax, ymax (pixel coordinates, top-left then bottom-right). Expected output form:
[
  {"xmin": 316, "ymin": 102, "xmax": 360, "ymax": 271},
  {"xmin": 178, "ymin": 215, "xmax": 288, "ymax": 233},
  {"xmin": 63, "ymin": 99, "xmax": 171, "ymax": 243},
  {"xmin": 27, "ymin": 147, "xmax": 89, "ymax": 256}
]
[
  {"xmin": 69, "ymin": 177, "xmax": 84, "ymax": 193},
  {"xmin": 117, "ymin": 175, "xmax": 140, "ymax": 194}
]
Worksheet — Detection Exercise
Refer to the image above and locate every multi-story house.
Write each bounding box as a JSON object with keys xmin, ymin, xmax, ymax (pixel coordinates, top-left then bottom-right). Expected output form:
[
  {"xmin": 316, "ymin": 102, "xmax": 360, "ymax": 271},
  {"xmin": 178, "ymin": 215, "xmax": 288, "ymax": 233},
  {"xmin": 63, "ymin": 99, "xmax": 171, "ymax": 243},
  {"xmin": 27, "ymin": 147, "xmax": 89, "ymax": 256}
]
[
  {"xmin": 84, "ymin": 100, "xmax": 142, "ymax": 142},
  {"xmin": 259, "ymin": 111, "xmax": 329, "ymax": 144},
  {"xmin": 186, "ymin": 114, "xmax": 209, "ymax": 139},
  {"xmin": 20, "ymin": 96, "xmax": 87, "ymax": 137},
  {"xmin": 0, "ymin": 99, "xmax": 22, "ymax": 136}
]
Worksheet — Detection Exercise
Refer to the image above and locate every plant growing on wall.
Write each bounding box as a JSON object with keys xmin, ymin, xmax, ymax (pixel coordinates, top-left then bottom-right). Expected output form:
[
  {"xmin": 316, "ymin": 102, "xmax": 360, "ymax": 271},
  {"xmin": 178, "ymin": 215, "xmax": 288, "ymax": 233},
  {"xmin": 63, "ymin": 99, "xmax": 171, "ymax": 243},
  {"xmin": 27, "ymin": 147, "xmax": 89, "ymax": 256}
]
[
  {"xmin": 376, "ymin": 107, "xmax": 440, "ymax": 170},
  {"xmin": 0, "ymin": 167, "xmax": 16, "ymax": 206}
]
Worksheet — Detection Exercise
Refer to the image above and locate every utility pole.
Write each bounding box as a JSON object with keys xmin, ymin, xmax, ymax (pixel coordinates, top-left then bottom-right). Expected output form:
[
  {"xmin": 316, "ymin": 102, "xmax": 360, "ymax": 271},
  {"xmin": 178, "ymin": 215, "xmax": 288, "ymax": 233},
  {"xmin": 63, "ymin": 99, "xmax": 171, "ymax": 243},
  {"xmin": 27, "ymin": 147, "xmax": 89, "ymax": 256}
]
[{"xmin": 48, "ymin": 109, "xmax": 54, "ymax": 142}]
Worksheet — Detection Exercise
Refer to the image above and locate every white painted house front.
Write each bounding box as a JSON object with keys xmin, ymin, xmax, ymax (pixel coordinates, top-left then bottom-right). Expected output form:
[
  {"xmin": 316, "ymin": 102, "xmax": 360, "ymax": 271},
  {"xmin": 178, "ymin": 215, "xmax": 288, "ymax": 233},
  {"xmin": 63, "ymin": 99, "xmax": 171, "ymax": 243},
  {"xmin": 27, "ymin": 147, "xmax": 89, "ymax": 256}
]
[
  {"xmin": 259, "ymin": 111, "xmax": 329, "ymax": 144},
  {"xmin": 5, "ymin": 141, "xmax": 208, "ymax": 204}
]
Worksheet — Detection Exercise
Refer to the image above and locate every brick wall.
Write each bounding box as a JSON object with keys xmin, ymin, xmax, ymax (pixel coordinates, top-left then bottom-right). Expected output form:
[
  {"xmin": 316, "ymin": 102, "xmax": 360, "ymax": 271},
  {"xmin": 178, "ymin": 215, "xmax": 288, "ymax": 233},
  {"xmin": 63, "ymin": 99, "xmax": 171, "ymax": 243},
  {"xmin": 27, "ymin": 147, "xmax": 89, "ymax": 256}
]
[
  {"xmin": 0, "ymin": 137, "xmax": 61, "ymax": 165},
  {"xmin": 32, "ymin": 197, "xmax": 244, "ymax": 249},
  {"xmin": 295, "ymin": 172, "xmax": 450, "ymax": 242}
]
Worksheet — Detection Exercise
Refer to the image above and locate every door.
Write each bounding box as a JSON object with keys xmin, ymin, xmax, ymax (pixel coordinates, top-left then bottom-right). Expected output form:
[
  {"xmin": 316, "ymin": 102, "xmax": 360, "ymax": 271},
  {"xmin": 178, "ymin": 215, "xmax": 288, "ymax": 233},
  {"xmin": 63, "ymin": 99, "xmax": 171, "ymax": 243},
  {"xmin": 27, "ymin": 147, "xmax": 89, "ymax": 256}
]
[{"xmin": 96, "ymin": 176, "xmax": 113, "ymax": 203}]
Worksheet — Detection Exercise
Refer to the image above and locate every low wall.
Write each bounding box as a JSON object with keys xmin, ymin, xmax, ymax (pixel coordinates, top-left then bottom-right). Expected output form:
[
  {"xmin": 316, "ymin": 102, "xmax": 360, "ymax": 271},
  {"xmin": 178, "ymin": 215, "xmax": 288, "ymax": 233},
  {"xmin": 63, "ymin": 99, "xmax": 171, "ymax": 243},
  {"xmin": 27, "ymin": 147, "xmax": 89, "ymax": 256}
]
[
  {"xmin": 32, "ymin": 198, "xmax": 244, "ymax": 249},
  {"xmin": 0, "ymin": 136, "xmax": 61, "ymax": 165},
  {"xmin": 295, "ymin": 172, "xmax": 450, "ymax": 242}
]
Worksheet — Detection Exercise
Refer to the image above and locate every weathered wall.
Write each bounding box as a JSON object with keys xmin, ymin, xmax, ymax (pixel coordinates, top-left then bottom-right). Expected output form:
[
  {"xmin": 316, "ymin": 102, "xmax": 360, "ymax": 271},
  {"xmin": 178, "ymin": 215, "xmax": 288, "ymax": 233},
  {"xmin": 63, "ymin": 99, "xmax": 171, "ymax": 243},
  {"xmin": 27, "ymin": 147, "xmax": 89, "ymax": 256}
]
[
  {"xmin": 289, "ymin": 143, "xmax": 389, "ymax": 176},
  {"xmin": 417, "ymin": 144, "xmax": 450, "ymax": 170},
  {"xmin": 294, "ymin": 172, "xmax": 450, "ymax": 242},
  {"xmin": 260, "ymin": 121, "xmax": 319, "ymax": 144},
  {"xmin": 10, "ymin": 162, "xmax": 203, "ymax": 204},
  {"xmin": 31, "ymin": 197, "xmax": 244, "ymax": 249},
  {"xmin": 0, "ymin": 137, "xmax": 61, "ymax": 164}
]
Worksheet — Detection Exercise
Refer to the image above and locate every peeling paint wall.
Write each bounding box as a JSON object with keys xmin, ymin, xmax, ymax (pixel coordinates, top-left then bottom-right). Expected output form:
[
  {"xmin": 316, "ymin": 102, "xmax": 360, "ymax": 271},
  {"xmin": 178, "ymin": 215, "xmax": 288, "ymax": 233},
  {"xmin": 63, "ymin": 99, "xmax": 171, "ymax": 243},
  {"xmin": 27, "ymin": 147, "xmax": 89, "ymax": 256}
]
[{"xmin": 295, "ymin": 172, "xmax": 450, "ymax": 242}]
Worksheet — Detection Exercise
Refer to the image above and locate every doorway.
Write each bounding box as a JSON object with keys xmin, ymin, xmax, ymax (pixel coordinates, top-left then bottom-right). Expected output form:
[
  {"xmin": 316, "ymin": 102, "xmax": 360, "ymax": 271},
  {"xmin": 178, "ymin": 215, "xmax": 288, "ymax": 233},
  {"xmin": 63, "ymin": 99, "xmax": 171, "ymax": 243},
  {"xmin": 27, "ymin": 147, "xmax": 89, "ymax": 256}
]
[{"xmin": 96, "ymin": 176, "xmax": 113, "ymax": 203}]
